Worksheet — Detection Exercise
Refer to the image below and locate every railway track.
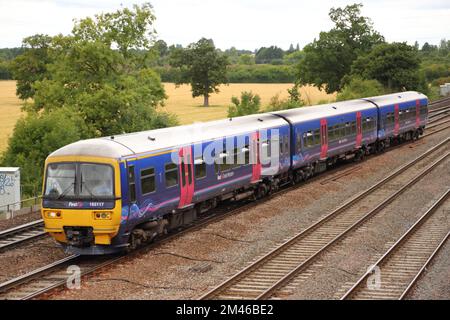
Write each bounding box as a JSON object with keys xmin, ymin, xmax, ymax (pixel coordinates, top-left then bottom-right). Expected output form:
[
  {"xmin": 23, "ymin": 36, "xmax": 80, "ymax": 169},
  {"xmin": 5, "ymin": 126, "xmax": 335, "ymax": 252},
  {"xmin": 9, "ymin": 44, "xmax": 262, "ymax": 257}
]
[
  {"xmin": 429, "ymin": 96, "xmax": 450, "ymax": 110},
  {"xmin": 1, "ymin": 104, "xmax": 449, "ymax": 299},
  {"xmin": 0, "ymin": 220, "xmax": 45, "ymax": 251},
  {"xmin": 0, "ymin": 101, "xmax": 449, "ymax": 253},
  {"xmin": 341, "ymin": 188, "xmax": 450, "ymax": 300},
  {"xmin": 199, "ymin": 139, "xmax": 449, "ymax": 300}
]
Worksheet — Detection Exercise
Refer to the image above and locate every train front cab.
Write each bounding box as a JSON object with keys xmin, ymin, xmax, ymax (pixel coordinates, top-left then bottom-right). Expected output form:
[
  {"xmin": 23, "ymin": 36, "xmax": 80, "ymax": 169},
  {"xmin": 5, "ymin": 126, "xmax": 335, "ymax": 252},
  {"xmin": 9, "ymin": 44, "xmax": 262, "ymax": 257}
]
[{"xmin": 41, "ymin": 155, "xmax": 123, "ymax": 254}]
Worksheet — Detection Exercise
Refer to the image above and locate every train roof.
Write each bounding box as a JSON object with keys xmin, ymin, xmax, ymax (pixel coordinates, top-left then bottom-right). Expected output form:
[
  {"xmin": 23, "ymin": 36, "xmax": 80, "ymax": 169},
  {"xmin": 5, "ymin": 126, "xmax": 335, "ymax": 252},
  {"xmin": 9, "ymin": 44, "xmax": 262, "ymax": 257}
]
[
  {"xmin": 271, "ymin": 98, "xmax": 376, "ymax": 123},
  {"xmin": 363, "ymin": 91, "xmax": 428, "ymax": 107},
  {"xmin": 48, "ymin": 113, "xmax": 287, "ymax": 159},
  {"xmin": 48, "ymin": 91, "xmax": 428, "ymax": 160}
]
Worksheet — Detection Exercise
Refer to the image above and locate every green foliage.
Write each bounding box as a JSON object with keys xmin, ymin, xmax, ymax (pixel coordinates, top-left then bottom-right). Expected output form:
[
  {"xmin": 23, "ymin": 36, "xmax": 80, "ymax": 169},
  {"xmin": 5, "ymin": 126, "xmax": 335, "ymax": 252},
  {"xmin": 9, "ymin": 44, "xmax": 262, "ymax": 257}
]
[
  {"xmin": 265, "ymin": 83, "xmax": 305, "ymax": 111},
  {"xmin": 24, "ymin": 3, "xmax": 174, "ymax": 137},
  {"xmin": 0, "ymin": 59, "xmax": 11, "ymax": 79},
  {"xmin": 350, "ymin": 42, "xmax": 425, "ymax": 92},
  {"xmin": 1, "ymin": 108, "xmax": 89, "ymax": 192},
  {"xmin": 0, "ymin": 48, "xmax": 24, "ymax": 61},
  {"xmin": 4, "ymin": 3, "xmax": 177, "ymax": 191},
  {"xmin": 227, "ymin": 91, "xmax": 261, "ymax": 117},
  {"xmin": 170, "ymin": 38, "xmax": 229, "ymax": 106},
  {"xmin": 255, "ymin": 46, "xmax": 284, "ymax": 64},
  {"xmin": 283, "ymin": 50, "xmax": 304, "ymax": 65},
  {"xmin": 238, "ymin": 54, "xmax": 255, "ymax": 65},
  {"xmin": 337, "ymin": 77, "xmax": 385, "ymax": 101},
  {"xmin": 431, "ymin": 76, "xmax": 450, "ymax": 86},
  {"xmin": 227, "ymin": 64, "xmax": 296, "ymax": 83},
  {"xmin": 10, "ymin": 34, "xmax": 53, "ymax": 99},
  {"xmin": 297, "ymin": 3, "xmax": 384, "ymax": 93}
]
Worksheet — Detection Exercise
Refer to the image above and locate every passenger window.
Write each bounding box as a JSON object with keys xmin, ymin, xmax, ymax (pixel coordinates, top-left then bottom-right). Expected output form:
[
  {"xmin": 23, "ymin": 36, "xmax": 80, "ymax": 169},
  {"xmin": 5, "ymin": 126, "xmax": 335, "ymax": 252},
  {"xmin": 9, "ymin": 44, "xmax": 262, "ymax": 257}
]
[
  {"xmin": 194, "ymin": 158, "xmax": 206, "ymax": 180},
  {"xmin": 165, "ymin": 163, "xmax": 178, "ymax": 188},
  {"xmin": 283, "ymin": 136, "xmax": 288, "ymax": 155},
  {"xmin": 243, "ymin": 145, "xmax": 250, "ymax": 165},
  {"xmin": 304, "ymin": 131, "xmax": 313, "ymax": 148},
  {"xmin": 296, "ymin": 133, "xmax": 301, "ymax": 153},
  {"xmin": 128, "ymin": 165, "xmax": 136, "ymax": 202},
  {"xmin": 313, "ymin": 129, "xmax": 320, "ymax": 145},
  {"xmin": 140, "ymin": 167, "xmax": 155, "ymax": 195}
]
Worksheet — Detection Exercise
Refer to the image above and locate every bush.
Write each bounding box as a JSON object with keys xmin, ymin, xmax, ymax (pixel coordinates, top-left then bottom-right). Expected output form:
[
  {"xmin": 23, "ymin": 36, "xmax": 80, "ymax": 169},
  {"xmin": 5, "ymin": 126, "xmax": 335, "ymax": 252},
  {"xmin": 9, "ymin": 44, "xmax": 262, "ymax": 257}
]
[
  {"xmin": 337, "ymin": 77, "xmax": 386, "ymax": 101},
  {"xmin": 431, "ymin": 76, "xmax": 450, "ymax": 86},
  {"xmin": 265, "ymin": 83, "xmax": 305, "ymax": 111},
  {"xmin": 227, "ymin": 91, "xmax": 261, "ymax": 117}
]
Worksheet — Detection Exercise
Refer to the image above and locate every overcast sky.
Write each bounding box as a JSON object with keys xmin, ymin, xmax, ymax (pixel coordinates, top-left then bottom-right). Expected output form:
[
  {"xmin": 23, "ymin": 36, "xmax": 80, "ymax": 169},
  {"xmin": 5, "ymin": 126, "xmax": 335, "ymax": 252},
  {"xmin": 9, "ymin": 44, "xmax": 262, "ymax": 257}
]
[{"xmin": 0, "ymin": 0, "xmax": 449, "ymax": 50}]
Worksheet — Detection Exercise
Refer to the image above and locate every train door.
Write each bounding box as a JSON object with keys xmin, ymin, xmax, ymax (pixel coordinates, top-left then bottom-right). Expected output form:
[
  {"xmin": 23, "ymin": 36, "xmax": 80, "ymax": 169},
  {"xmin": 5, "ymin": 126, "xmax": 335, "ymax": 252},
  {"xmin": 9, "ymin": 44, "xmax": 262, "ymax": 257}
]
[
  {"xmin": 415, "ymin": 100, "xmax": 420, "ymax": 128},
  {"xmin": 394, "ymin": 104, "xmax": 400, "ymax": 135},
  {"xmin": 356, "ymin": 111, "xmax": 362, "ymax": 148},
  {"xmin": 178, "ymin": 146, "xmax": 194, "ymax": 208},
  {"xmin": 320, "ymin": 119, "xmax": 328, "ymax": 159},
  {"xmin": 251, "ymin": 131, "xmax": 261, "ymax": 182}
]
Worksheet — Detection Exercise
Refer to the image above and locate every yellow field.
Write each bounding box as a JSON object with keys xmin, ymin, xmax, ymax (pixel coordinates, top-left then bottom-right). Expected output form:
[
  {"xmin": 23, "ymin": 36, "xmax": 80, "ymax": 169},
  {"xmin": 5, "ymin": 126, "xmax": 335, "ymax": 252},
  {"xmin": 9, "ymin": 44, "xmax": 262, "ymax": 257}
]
[
  {"xmin": 0, "ymin": 81, "xmax": 23, "ymax": 152},
  {"xmin": 161, "ymin": 83, "xmax": 335, "ymax": 124},
  {"xmin": 0, "ymin": 80, "xmax": 335, "ymax": 153}
]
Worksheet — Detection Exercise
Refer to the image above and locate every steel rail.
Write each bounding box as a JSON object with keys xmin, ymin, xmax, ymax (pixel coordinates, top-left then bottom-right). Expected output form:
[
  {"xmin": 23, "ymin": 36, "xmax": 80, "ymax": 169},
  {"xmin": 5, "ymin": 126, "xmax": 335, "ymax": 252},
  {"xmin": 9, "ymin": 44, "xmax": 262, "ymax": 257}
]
[
  {"xmin": 340, "ymin": 189, "xmax": 450, "ymax": 300},
  {"xmin": 199, "ymin": 139, "xmax": 449, "ymax": 300},
  {"xmin": 0, "ymin": 220, "xmax": 45, "ymax": 251}
]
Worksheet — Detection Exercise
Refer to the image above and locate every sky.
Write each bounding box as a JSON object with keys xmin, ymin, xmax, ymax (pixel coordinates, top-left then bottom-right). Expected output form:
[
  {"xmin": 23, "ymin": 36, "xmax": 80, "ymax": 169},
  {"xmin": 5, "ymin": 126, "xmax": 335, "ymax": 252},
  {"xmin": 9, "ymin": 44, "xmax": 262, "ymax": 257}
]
[{"xmin": 0, "ymin": 0, "xmax": 449, "ymax": 50}]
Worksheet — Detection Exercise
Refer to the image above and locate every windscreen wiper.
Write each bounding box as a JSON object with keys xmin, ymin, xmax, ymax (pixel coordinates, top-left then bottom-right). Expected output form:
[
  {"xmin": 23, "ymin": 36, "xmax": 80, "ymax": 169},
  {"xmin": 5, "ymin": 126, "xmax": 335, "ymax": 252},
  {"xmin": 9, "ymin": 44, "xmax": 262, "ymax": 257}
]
[{"xmin": 56, "ymin": 182, "xmax": 75, "ymax": 200}]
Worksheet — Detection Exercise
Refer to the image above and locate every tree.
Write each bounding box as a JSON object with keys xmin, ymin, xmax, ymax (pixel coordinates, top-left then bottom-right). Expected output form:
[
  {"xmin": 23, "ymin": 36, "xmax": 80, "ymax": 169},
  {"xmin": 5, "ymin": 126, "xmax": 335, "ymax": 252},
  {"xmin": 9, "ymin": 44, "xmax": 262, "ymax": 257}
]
[
  {"xmin": 255, "ymin": 46, "xmax": 284, "ymax": 64},
  {"xmin": 10, "ymin": 34, "xmax": 53, "ymax": 99},
  {"xmin": 170, "ymin": 38, "xmax": 229, "ymax": 106},
  {"xmin": 0, "ymin": 59, "xmax": 11, "ymax": 79},
  {"xmin": 227, "ymin": 91, "xmax": 261, "ymax": 117},
  {"xmin": 238, "ymin": 54, "xmax": 255, "ymax": 65},
  {"xmin": 1, "ymin": 108, "xmax": 89, "ymax": 193},
  {"xmin": 297, "ymin": 3, "xmax": 384, "ymax": 93},
  {"xmin": 350, "ymin": 42, "xmax": 425, "ymax": 92},
  {"xmin": 3, "ymin": 3, "xmax": 177, "ymax": 190},
  {"xmin": 25, "ymin": 3, "xmax": 176, "ymax": 136},
  {"xmin": 336, "ymin": 76, "xmax": 385, "ymax": 101}
]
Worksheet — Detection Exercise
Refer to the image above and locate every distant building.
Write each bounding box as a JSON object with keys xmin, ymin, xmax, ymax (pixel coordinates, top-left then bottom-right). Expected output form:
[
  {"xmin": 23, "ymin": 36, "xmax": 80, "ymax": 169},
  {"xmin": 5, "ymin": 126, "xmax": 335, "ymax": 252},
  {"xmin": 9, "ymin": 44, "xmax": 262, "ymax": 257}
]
[
  {"xmin": 0, "ymin": 167, "xmax": 20, "ymax": 213},
  {"xmin": 440, "ymin": 83, "xmax": 450, "ymax": 97}
]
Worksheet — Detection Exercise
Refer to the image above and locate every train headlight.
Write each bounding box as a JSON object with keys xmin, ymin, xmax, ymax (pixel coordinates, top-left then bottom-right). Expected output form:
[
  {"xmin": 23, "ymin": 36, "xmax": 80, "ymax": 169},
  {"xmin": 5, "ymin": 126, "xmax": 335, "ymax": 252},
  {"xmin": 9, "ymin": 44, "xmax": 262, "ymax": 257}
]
[
  {"xmin": 93, "ymin": 211, "xmax": 112, "ymax": 220},
  {"xmin": 45, "ymin": 210, "xmax": 62, "ymax": 219}
]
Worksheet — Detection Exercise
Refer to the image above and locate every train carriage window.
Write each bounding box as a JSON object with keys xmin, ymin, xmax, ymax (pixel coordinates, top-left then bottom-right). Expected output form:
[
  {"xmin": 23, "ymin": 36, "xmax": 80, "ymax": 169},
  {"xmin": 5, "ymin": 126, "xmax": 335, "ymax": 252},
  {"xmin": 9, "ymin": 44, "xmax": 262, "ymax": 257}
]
[
  {"xmin": 328, "ymin": 126, "xmax": 335, "ymax": 141},
  {"xmin": 313, "ymin": 129, "xmax": 320, "ymax": 146},
  {"xmin": 345, "ymin": 122, "xmax": 351, "ymax": 136},
  {"xmin": 165, "ymin": 163, "xmax": 178, "ymax": 188},
  {"xmin": 279, "ymin": 138, "xmax": 284, "ymax": 155},
  {"xmin": 296, "ymin": 132, "xmax": 302, "ymax": 153},
  {"xmin": 284, "ymin": 135, "xmax": 289, "ymax": 155},
  {"xmin": 339, "ymin": 124, "xmax": 346, "ymax": 138},
  {"xmin": 232, "ymin": 148, "xmax": 241, "ymax": 168},
  {"xmin": 243, "ymin": 145, "xmax": 250, "ymax": 165},
  {"xmin": 140, "ymin": 167, "xmax": 156, "ymax": 195},
  {"xmin": 304, "ymin": 131, "xmax": 313, "ymax": 148},
  {"xmin": 128, "ymin": 165, "xmax": 136, "ymax": 202},
  {"xmin": 194, "ymin": 157, "xmax": 207, "ymax": 180},
  {"xmin": 351, "ymin": 121, "xmax": 356, "ymax": 134}
]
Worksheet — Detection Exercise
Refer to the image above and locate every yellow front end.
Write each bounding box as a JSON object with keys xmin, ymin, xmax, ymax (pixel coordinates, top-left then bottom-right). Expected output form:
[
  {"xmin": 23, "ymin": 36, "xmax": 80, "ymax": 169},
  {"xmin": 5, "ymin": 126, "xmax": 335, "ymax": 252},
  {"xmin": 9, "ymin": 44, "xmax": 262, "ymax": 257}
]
[{"xmin": 42, "ymin": 155, "xmax": 122, "ymax": 247}]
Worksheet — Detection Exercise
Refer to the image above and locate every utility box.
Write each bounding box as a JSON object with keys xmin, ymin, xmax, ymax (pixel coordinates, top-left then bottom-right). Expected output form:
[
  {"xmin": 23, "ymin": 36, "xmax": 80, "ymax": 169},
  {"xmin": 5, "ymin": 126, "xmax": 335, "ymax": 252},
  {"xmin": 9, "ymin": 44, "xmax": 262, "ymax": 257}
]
[{"xmin": 0, "ymin": 167, "xmax": 21, "ymax": 213}]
